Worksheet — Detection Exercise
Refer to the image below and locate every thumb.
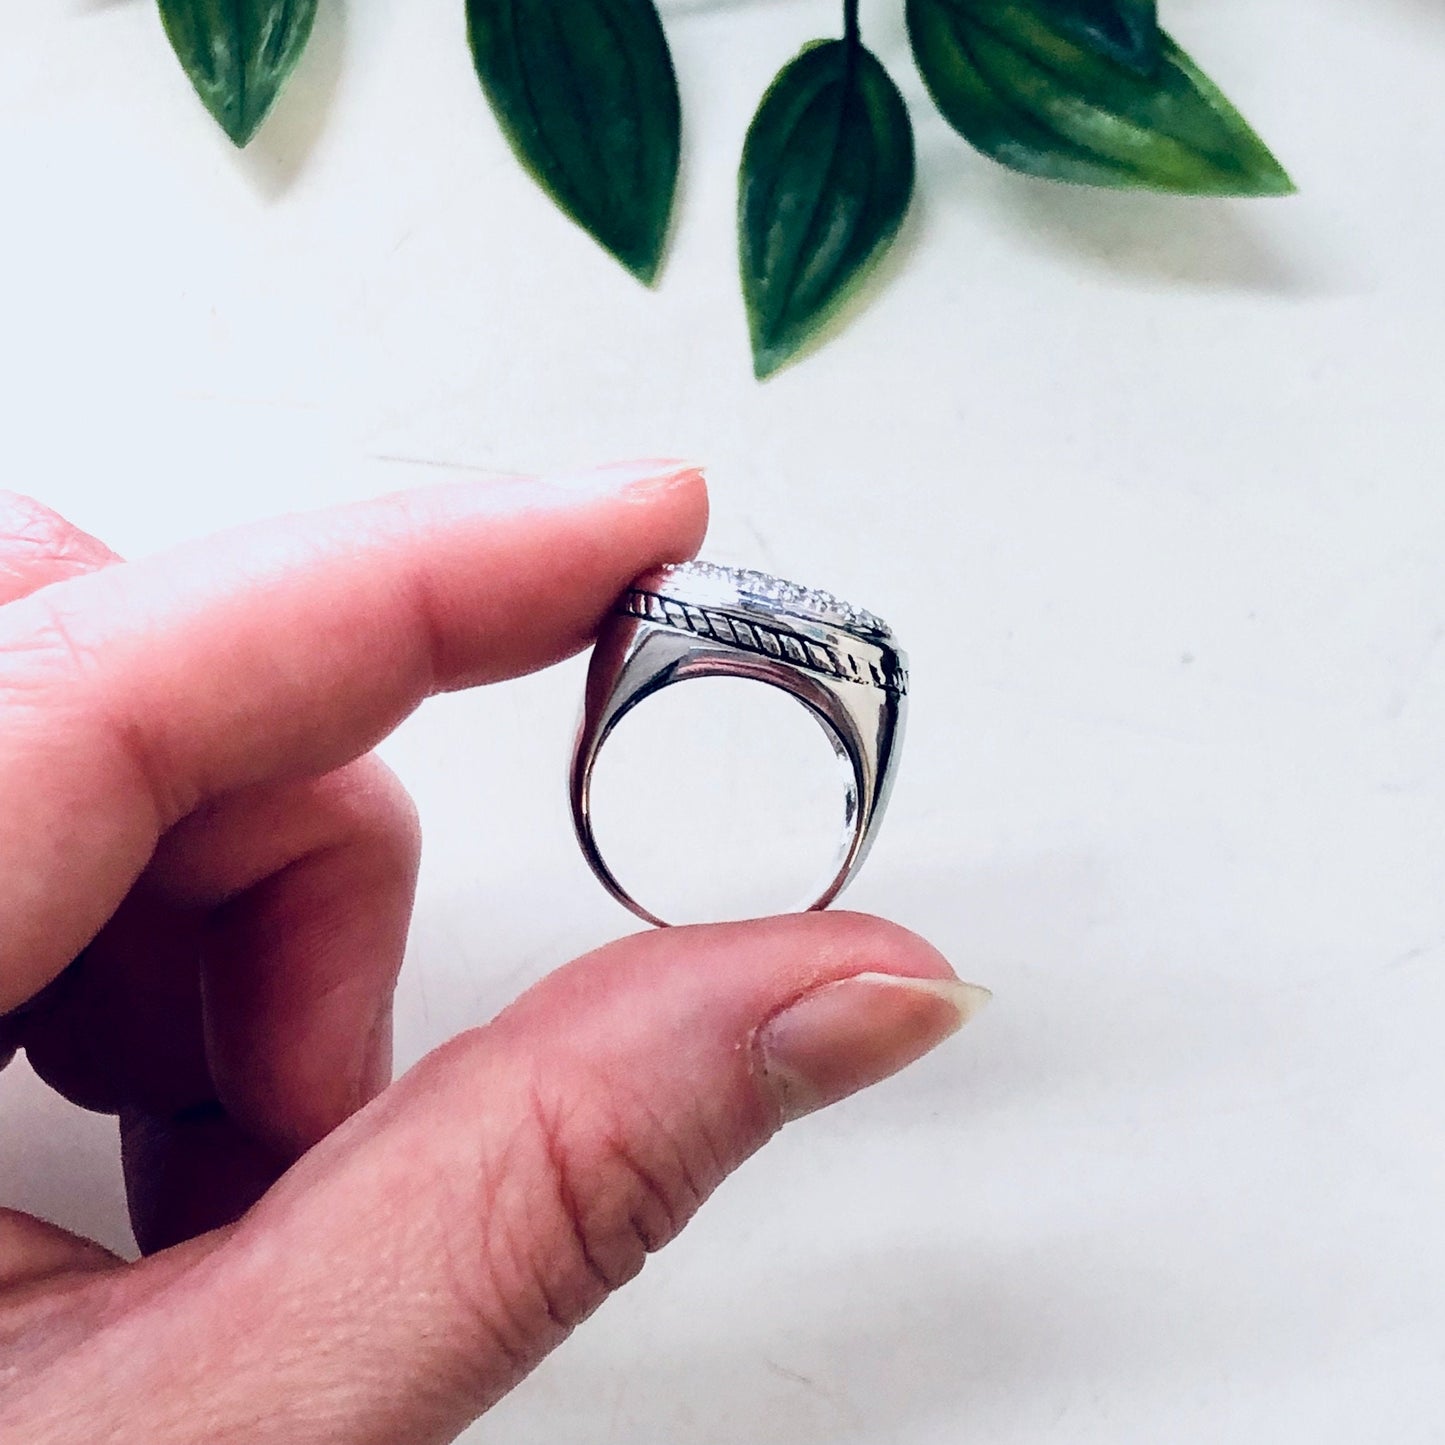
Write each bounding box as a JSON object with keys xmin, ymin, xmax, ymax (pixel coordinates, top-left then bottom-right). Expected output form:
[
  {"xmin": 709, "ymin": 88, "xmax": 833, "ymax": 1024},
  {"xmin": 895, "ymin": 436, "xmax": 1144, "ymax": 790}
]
[{"xmin": 16, "ymin": 914, "xmax": 987, "ymax": 1445}]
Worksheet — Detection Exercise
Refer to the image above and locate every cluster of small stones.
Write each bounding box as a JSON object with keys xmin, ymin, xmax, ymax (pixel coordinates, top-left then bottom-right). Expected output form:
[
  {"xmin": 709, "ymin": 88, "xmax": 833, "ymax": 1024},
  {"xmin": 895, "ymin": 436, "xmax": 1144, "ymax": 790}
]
[{"xmin": 663, "ymin": 560, "xmax": 889, "ymax": 637}]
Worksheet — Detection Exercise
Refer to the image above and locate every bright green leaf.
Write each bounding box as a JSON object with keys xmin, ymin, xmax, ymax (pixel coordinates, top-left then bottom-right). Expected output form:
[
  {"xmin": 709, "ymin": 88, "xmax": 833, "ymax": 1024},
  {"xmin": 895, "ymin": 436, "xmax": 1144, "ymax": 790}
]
[
  {"xmin": 466, "ymin": 0, "xmax": 680, "ymax": 285},
  {"xmin": 1035, "ymin": 0, "xmax": 1159, "ymax": 74},
  {"xmin": 158, "ymin": 0, "xmax": 316, "ymax": 147},
  {"xmin": 739, "ymin": 39, "xmax": 915, "ymax": 380},
  {"xmin": 907, "ymin": 0, "xmax": 1293, "ymax": 196}
]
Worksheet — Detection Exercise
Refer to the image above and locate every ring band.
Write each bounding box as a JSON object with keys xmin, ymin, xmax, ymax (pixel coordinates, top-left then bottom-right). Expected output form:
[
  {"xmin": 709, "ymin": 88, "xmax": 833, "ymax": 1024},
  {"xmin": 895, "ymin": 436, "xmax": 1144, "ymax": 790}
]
[{"xmin": 570, "ymin": 560, "xmax": 909, "ymax": 927}]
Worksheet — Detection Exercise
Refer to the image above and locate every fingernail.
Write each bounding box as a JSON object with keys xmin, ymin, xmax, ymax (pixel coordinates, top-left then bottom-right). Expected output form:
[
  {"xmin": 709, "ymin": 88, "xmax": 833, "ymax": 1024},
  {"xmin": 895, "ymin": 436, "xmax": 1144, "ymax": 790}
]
[
  {"xmin": 756, "ymin": 972, "xmax": 991, "ymax": 1123},
  {"xmin": 542, "ymin": 459, "xmax": 701, "ymax": 498}
]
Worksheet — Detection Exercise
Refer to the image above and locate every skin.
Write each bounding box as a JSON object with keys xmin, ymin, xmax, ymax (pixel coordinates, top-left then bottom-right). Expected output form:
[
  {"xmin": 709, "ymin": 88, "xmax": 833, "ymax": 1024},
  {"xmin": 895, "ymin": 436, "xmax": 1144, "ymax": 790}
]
[{"xmin": 0, "ymin": 464, "xmax": 968, "ymax": 1444}]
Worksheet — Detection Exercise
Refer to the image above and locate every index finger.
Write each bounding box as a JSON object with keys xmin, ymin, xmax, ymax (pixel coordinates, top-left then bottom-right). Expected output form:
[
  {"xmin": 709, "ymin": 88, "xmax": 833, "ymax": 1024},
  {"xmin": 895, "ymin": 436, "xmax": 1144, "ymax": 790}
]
[{"xmin": 0, "ymin": 461, "xmax": 706, "ymax": 1009}]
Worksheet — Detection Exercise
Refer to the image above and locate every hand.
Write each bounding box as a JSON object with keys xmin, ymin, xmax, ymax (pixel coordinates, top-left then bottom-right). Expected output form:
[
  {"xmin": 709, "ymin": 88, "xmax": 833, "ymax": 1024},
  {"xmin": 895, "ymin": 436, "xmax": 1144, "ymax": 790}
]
[{"xmin": 0, "ymin": 463, "xmax": 985, "ymax": 1444}]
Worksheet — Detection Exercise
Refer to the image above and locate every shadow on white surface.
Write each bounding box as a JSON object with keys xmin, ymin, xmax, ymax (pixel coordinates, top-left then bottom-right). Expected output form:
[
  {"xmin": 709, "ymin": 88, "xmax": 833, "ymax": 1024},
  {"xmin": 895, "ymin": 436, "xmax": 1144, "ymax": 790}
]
[
  {"xmin": 911, "ymin": 126, "xmax": 1347, "ymax": 299},
  {"xmin": 239, "ymin": 0, "xmax": 348, "ymax": 201},
  {"xmin": 67, "ymin": 0, "xmax": 346, "ymax": 198},
  {"xmin": 659, "ymin": 0, "xmax": 799, "ymax": 15},
  {"xmin": 1372, "ymin": 0, "xmax": 1445, "ymax": 25},
  {"xmin": 993, "ymin": 183, "xmax": 1336, "ymax": 298}
]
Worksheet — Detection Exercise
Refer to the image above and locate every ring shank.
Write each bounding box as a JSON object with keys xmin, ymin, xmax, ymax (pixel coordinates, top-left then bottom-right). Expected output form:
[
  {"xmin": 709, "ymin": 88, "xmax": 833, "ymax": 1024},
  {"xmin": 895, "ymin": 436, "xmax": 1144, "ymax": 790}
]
[{"xmin": 571, "ymin": 609, "xmax": 905, "ymax": 928}]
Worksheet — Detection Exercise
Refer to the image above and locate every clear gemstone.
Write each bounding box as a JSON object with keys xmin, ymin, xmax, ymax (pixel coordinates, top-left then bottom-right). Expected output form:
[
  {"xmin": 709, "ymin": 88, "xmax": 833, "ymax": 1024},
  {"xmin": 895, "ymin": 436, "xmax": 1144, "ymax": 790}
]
[{"xmin": 660, "ymin": 560, "xmax": 888, "ymax": 636}]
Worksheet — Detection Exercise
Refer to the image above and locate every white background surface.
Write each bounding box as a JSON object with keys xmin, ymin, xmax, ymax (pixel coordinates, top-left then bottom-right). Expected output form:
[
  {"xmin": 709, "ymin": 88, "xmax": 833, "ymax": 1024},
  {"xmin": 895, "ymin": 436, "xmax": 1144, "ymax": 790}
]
[{"xmin": 3, "ymin": 0, "xmax": 1445, "ymax": 1439}]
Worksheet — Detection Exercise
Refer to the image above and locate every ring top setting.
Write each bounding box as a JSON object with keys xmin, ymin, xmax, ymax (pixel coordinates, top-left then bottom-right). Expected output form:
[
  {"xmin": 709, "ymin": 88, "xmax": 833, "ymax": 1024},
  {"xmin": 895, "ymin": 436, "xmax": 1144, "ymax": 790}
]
[{"xmin": 622, "ymin": 560, "xmax": 908, "ymax": 695}]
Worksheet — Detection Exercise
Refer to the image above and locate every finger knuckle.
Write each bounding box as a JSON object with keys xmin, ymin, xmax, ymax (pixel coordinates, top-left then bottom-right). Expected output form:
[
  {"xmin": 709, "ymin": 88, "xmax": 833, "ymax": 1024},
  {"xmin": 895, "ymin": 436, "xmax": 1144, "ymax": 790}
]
[
  {"xmin": 0, "ymin": 492, "xmax": 108, "ymax": 571},
  {"xmin": 328, "ymin": 756, "xmax": 423, "ymax": 868},
  {"xmin": 423, "ymin": 1041, "xmax": 715, "ymax": 1373},
  {"xmin": 0, "ymin": 593, "xmax": 177, "ymax": 819},
  {"xmin": 523, "ymin": 1069, "xmax": 712, "ymax": 1324},
  {"xmin": 0, "ymin": 490, "xmax": 71, "ymax": 549},
  {"xmin": 0, "ymin": 592, "xmax": 104, "ymax": 704}
]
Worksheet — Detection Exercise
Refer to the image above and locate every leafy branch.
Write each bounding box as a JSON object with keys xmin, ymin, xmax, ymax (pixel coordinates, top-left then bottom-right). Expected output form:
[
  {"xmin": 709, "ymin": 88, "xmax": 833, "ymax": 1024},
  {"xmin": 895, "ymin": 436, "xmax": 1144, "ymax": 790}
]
[{"xmin": 158, "ymin": 0, "xmax": 1292, "ymax": 378}]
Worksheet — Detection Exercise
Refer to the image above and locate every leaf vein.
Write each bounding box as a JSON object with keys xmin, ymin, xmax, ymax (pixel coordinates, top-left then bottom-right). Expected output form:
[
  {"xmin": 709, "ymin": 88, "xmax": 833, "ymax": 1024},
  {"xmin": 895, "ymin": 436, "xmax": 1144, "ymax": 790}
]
[{"xmin": 945, "ymin": 7, "xmax": 1138, "ymax": 179}]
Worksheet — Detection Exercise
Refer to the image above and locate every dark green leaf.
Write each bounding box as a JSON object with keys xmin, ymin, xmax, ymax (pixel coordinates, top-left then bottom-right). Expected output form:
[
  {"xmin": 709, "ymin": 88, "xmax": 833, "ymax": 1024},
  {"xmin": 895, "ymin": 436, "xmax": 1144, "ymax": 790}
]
[
  {"xmin": 158, "ymin": 0, "xmax": 316, "ymax": 147},
  {"xmin": 466, "ymin": 0, "xmax": 680, "ymax": 284},
  {"xmin": 740, "ymin": 39, "xmax": 915, "ymax": 380},
  {"xmin": 907, "ymin": 0, "xmax": 1293, "ymax": 196},
  {"xmin": 1035, "ymin": 0, "xmax": 1159, "ymax": 74}
]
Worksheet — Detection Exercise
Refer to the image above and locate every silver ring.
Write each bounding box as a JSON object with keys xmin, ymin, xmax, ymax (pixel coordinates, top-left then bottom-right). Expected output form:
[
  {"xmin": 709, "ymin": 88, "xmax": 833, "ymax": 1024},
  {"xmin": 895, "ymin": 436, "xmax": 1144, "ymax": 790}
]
[{"xmin": 570, "ymin": 560, "xmax": 909, "ymax": 927}]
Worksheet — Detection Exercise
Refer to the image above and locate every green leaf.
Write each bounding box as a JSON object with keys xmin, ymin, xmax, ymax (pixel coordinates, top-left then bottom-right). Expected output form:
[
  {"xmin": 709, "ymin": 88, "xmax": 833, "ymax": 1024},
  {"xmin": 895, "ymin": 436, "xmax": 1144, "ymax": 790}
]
[
  {"xmin": 906, "ymin": 0, "xmax": 1294, "ymax": 196},
  {"xmin": 158, "ymin": 0, "xmax": 317, "ymax": 147},
  {"xmin": 739, "ymin": 39, "xmax": 915, "ymax": 380},
  {"xmin": 466, "ymin": 0, "xmax": 680, "ymax": 285},
  {"xmin": 1035, "ymin": 0, "xmax": 1159, "ymax": 74}
]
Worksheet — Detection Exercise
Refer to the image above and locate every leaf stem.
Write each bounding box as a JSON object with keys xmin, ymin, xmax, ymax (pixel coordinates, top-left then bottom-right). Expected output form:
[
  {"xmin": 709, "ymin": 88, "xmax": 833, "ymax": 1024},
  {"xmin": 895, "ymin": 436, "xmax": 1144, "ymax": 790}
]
[{"xmin": 843, "ymin": 0, "xmax": 860, "ymax": 45}]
